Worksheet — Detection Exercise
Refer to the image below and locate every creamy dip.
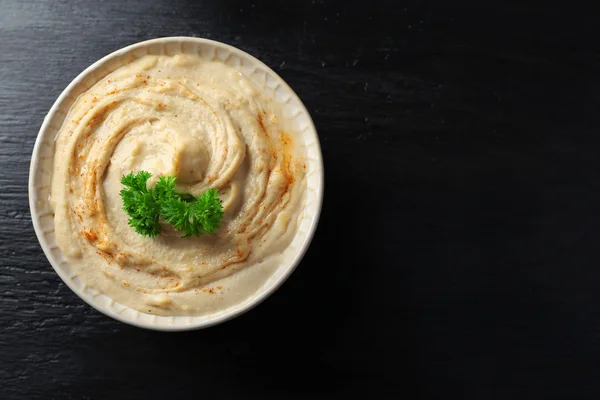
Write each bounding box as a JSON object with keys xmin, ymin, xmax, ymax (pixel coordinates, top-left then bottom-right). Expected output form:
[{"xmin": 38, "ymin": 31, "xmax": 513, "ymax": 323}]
[{"xmin": 50, "ymin": 54, "xmax": 305, "ymax": 316}]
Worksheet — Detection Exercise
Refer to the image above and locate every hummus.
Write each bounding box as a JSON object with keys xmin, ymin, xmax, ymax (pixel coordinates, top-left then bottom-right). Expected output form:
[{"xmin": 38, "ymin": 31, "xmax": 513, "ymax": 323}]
[{"xmin": 50, "ymin": 54, "xmax": 305, "ymax": 316}]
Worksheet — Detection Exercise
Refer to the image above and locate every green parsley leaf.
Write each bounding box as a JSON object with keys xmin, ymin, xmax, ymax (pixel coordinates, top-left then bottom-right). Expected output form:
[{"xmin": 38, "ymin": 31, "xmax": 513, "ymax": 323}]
[
  {"xmin": 153, "ymin": 175, "xmax": 177, "ymax": 202},
  {"xmin": 154, "ymin": 175, "xmax": 195, "ymax": 203},
  {"xmin": 120, "ymin": 171, "xmax": 161, "ymax": 237},
  {"xmin": 191, "ymin": 188, "xmax": 224, "ymax": 234},
  {"xmin": 119, "ymin": 171, "xmax": 223, "ymax": 239},
  {"xmin": 159, "ymin": 188, "xmax": 224, "ymax": 238}
]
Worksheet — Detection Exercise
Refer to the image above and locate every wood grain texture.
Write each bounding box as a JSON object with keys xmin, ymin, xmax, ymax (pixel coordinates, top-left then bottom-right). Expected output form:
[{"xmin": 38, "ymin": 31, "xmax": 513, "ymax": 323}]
[{"xmin": 1, "ymin": 0, "xmax": 600, "ymax": 398}]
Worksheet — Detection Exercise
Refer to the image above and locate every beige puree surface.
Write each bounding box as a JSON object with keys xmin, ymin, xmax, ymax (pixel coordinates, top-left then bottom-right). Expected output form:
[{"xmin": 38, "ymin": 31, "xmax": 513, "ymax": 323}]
[{"xmin": 50, "ymin": 54, "xmax": 306, "ymax": 316}]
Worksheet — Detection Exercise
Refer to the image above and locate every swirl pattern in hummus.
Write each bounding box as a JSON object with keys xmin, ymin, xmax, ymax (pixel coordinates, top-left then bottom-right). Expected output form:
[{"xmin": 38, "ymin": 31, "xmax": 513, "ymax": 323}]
[{"xmin": 50, "ymin": 54, "xmax": 305, "ymax": 315}]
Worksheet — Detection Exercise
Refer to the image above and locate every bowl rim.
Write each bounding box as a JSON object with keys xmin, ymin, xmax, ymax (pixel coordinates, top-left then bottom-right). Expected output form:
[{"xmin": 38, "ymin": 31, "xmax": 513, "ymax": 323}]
[{"xmin": 28, "ymin": 36, "xmax": 324, "ymax": 331}]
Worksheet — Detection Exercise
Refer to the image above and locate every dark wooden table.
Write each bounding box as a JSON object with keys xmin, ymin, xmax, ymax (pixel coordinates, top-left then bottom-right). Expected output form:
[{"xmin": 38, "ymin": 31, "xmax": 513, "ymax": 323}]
[{"xmin": 2, "ymin": 0, "xmax": 599, "ymax": 398}]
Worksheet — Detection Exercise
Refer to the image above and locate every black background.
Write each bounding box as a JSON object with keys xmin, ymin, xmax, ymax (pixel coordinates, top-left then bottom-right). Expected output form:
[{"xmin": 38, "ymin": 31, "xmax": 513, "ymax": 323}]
[{"xmin": 1, "ymin": 0, "xmax": 600, "ymax": 398}]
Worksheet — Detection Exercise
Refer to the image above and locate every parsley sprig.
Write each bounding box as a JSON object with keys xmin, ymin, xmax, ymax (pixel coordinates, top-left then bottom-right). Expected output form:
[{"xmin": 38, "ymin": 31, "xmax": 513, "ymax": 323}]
[{"xmin": 120, "ymin": 171, "xmax": 223, "ymax": 238}]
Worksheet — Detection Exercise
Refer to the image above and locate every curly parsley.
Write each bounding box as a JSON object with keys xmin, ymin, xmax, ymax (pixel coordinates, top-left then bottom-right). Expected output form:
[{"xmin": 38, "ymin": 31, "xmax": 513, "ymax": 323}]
[{"xmin": 120, "ymin": 171, "xmax": 223, "ymax": 238}]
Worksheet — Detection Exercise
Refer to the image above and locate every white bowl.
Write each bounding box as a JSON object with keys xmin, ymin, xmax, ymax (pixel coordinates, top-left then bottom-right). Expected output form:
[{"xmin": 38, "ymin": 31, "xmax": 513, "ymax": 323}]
[{"xmin": 29, "ymin": 37, "xmax": 323, "ymax": 331}]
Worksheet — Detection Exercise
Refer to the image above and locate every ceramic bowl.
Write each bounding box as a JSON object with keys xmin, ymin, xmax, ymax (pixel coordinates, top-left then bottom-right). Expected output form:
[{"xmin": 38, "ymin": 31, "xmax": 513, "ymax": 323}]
[{"xmin": 29, "ymin": 37, "xmax": 323, "ymax": 331}]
